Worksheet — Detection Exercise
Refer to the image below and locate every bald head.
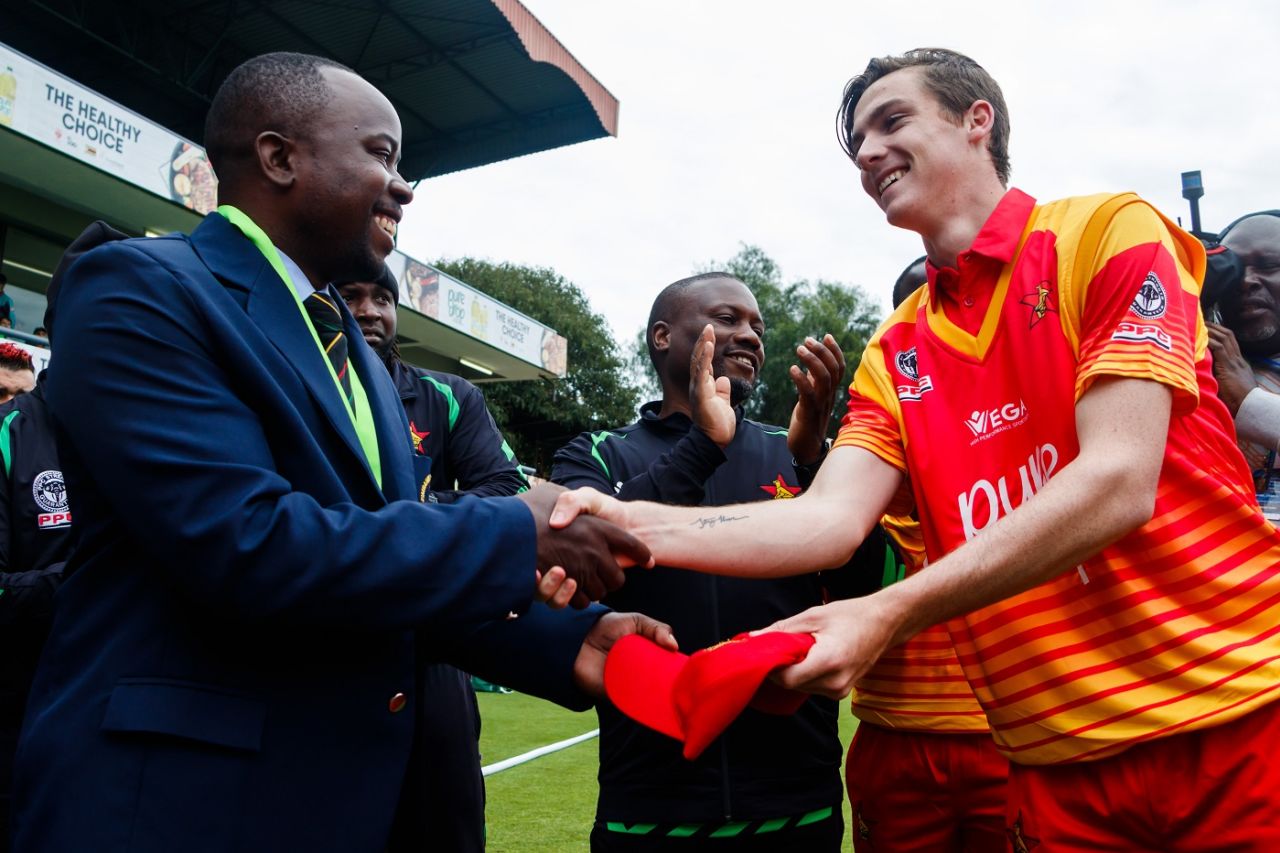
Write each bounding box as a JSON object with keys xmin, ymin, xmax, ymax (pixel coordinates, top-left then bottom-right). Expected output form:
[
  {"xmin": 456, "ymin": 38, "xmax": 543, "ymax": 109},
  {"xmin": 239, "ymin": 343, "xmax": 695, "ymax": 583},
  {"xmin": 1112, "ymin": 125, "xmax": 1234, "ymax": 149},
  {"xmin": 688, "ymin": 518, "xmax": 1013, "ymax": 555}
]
[
  {"xmin": 204, "ymin": 52, "xmax": 353, "ymax": 186},
  {"xmin": 646, "ymin": 272, "xmax": 738, "ymax": 363},
  {"xmin": 647, "ymin": 274, "xmax": 763, "ymax": 410}
]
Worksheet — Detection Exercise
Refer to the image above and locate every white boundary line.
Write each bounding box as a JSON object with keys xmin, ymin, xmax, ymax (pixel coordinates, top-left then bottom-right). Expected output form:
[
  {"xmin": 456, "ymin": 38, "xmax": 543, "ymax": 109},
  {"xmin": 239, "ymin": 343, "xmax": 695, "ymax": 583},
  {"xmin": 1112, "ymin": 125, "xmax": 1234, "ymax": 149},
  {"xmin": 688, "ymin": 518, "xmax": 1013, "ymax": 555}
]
[{"xmin": 481, "ymin": 729, "xmax": 600, "ymax": 777}]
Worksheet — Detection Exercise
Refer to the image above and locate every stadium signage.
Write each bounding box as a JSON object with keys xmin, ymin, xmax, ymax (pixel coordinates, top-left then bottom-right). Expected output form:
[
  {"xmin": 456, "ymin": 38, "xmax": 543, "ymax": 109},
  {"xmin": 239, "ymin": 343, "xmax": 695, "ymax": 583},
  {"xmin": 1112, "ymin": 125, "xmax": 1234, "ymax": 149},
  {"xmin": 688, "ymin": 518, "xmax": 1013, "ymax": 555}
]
[{"xmin": 0, "ymin": 41, "xmax": 217, "ymax": 214}]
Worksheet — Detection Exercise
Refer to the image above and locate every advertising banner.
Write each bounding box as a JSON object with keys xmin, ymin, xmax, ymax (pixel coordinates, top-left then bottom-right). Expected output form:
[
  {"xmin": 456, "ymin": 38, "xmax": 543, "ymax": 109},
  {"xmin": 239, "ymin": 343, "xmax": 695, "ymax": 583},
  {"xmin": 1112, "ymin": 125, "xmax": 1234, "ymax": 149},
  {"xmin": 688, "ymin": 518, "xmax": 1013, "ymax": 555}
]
[
  {"xmin": 0, "ymin": 42, "xmax": 217, "ymax": 214},
  {"xmin": 393, "ymin": 261, "xmax": 567, "ymax": 377}
]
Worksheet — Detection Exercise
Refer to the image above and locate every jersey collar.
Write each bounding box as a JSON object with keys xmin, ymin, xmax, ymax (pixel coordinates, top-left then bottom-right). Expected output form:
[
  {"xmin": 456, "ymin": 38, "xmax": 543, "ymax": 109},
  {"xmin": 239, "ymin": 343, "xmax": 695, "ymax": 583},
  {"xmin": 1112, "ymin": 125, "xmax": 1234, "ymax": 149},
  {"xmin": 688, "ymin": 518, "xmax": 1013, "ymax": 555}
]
[{"xmin": 925, "ymin": 188, "xmax": 1037, "ymax": 309}]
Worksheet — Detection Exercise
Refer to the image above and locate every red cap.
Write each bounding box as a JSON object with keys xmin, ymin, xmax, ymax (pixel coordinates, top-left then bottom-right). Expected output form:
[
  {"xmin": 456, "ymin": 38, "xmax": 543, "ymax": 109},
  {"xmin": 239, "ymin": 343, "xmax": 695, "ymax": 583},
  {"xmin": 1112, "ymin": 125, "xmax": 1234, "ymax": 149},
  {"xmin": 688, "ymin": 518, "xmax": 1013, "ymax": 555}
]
[{"xmin": 604, "ymin": 631, "xmax": 815, "ymax": 760}]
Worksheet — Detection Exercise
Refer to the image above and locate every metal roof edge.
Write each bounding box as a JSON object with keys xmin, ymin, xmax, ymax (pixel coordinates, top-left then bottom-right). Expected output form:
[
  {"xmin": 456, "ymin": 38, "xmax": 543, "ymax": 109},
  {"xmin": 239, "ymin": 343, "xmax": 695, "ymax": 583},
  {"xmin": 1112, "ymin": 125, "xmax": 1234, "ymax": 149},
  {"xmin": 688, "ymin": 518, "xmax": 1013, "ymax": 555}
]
[{"xmin": 489, "ymin": 0, "xmax": 619, "ymax": 138}]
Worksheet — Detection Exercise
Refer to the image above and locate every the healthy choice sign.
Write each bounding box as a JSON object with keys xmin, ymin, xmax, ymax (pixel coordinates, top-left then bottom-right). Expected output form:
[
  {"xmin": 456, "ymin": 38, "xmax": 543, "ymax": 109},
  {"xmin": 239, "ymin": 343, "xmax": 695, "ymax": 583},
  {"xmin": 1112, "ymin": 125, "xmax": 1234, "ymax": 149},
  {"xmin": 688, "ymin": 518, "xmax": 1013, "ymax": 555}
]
[{"xmin": 0, "ymin": 41, "xmax": 217, "ymax": 214}]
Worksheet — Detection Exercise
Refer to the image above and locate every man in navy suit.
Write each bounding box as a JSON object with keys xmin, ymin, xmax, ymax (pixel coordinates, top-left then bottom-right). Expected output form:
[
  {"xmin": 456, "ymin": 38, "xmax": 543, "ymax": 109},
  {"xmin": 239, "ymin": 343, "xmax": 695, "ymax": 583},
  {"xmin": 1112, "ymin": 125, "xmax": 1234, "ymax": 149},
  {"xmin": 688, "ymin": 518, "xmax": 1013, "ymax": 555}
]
[{"xmin": 11, "ymin": 52, "xmax": 668, "ymax": 853}]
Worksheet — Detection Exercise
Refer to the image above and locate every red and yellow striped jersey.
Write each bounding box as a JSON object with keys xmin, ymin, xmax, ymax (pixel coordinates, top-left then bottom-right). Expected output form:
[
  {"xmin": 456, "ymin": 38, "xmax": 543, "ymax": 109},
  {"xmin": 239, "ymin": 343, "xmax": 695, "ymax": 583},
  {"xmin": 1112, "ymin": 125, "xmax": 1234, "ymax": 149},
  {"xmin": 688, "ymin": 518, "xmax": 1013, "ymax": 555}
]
[
  {"xmin": 835, "ymin": 189, "xmax": 1280, "ymax": 764},
  {"xmin": 851, "ymin": 514, "xmax": 990, "ymax": 732}
]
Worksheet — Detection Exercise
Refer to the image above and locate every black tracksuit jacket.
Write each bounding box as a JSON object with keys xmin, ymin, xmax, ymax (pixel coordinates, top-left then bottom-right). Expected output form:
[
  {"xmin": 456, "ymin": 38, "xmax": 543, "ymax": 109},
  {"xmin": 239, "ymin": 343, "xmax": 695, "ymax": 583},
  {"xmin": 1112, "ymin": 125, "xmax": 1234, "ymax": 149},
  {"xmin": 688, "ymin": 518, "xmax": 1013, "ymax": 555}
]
[
  {"xmin": 0, "ymin": 381, "xmax": 75, "ymax": 836},
  {"xmin": 552, "ymin": 402, "xmax": 885, "ymax": 824}
]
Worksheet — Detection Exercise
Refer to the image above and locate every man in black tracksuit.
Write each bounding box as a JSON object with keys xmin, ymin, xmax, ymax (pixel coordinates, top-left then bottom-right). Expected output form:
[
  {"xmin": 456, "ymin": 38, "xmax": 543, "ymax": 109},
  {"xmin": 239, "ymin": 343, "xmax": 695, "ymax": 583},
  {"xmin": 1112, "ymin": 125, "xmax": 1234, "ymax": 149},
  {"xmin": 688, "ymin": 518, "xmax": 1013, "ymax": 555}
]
[
  {"xmin": 553, "ymin": 273, "xmax": 885, "ymax": 852},
  {"xmin": 338, "ymin": 267, "xmax": 526, "ymax": 853},
  {"xmin": 0, "ymin": 376, "xmax": 72, "ymax": 850}
]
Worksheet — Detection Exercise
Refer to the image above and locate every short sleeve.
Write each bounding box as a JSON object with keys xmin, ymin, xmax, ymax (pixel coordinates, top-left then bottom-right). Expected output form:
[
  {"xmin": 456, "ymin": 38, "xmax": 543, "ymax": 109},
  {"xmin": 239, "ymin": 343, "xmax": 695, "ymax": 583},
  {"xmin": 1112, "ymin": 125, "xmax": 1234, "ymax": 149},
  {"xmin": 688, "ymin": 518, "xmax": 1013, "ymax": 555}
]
[
  {"xmin": 834, "ymin": 334, "xmax": 907, "ymax": 473},
  {"xmin": 1064, "ymin": 201, "xmax": 1203, "ymax": 414}
]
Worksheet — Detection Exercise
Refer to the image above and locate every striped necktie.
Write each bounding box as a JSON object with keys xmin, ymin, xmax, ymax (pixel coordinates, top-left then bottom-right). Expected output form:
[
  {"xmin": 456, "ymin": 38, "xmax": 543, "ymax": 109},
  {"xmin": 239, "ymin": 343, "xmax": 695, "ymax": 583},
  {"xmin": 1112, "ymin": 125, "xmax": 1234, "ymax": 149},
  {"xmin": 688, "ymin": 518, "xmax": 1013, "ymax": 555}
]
[{"xmin": 304, "ymin": 290, "xmax": 354, "ymax": 408}]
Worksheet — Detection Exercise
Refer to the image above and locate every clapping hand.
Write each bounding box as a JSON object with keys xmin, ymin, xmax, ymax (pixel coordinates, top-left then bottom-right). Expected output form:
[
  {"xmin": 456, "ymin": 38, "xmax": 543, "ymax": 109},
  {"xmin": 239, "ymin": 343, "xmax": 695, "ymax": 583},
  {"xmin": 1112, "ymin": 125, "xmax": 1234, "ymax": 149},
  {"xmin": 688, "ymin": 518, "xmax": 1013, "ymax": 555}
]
[
  {"xmin": 788, "ymin": 334, "xmax": 845, "ymax": 466},
  {"xmin": 690, "ymin": 324, "xmax": 736, "ymax": 448}
]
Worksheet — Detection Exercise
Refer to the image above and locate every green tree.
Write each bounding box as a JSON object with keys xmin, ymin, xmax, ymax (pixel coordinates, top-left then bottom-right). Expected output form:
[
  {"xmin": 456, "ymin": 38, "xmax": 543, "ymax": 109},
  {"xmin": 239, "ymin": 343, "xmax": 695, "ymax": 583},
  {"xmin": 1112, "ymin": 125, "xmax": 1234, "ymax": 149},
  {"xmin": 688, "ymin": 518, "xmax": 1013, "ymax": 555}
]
[
  {"xmin": 628, "ymin": 245, "xmax": 881, "ymax": 435},
  {"xmin": 436, "ymin": 258, "xmax": 639, "ymax": 474}
]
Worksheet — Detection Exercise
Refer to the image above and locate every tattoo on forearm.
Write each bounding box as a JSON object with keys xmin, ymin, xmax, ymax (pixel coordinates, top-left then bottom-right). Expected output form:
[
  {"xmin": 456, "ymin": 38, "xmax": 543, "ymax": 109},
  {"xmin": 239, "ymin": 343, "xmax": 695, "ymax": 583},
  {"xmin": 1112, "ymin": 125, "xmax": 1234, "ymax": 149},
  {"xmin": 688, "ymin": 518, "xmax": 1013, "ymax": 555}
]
[{"xmin": 690, "ymin": 514, "xmax": 748, "ymax": 529}]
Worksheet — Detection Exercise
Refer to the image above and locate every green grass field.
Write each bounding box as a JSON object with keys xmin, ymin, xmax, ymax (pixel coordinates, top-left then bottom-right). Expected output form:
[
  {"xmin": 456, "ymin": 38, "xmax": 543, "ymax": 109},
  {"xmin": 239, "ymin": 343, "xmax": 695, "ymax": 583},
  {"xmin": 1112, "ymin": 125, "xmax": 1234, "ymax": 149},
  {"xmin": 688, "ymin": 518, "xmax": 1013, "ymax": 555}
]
[{"xmin": 478, "ymin": 692, "xmax": 858, "ymax": 852}]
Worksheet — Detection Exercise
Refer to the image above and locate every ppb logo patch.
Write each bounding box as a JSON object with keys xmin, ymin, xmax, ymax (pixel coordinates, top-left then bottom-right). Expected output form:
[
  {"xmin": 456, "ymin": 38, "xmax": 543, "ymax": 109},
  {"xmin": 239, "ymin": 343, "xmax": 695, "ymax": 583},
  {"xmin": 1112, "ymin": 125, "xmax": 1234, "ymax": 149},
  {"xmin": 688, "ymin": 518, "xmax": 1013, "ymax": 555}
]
[
  {"xmin": 33, "ymin": 470, "xmax": 71, "ymax": 529},
  {"xmin": 1129, "ymin": 272, "xmax": 1167, "ymax": 319},
  {"xmin": 895, "ymin": 348, "xmax": 919, "ymax": 380},
  {"xmin": 893, "ymin": 347, "xmax": 933, "ymax": 401}
]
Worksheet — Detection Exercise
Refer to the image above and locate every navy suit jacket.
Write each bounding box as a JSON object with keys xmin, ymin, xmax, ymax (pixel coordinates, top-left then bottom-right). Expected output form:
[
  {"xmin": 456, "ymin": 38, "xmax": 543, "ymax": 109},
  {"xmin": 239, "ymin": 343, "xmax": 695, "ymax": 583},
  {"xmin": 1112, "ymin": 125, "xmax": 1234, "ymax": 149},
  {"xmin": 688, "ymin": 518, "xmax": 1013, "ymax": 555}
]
[{"xmin": 13, "ymin": 214, "xmax": 602, "ymax": 852}]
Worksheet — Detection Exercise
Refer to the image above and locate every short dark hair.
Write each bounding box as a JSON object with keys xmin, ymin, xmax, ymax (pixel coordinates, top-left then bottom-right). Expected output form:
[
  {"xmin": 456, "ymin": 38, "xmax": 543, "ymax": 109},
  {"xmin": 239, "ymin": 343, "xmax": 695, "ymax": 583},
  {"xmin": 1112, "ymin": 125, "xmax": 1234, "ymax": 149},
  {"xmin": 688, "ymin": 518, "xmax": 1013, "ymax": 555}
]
[
  {"xmin": 837, "ymin": 48, "xmax": 1011, "ymax": 185},
  {"xmin": 0, "ymin": 343, "xmax": 33, "ymax": 372},
  {"xmin": 0, "ymin": 272, "xmax": 7, "ymax": 286},
  {"xmin": 892, "ymin": 256, "xmax": 929, "ymax": 309},
  {"xmin": 204, "ymin": 52, "xmax": 354, "ymax": 183},
  {"xmin": 645, "ymin": 272, "xmax": 739, "ymax": 367}
]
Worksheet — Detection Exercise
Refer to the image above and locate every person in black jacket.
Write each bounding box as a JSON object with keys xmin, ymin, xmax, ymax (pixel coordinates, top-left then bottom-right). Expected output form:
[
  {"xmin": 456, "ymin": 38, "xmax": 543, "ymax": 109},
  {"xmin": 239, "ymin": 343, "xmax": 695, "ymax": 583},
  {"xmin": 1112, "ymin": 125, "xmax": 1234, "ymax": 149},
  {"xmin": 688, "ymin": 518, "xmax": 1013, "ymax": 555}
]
[
  {"xmin": 338, "ymin": 265, "xmax": 526, "ymax": 853},
  {"xmin": 553, "ymin": 272, "xmax": 885, "ymax": 852},
  {"xmin": 0, "ymin": 377, "xmax": 69, "ymax": 850}
]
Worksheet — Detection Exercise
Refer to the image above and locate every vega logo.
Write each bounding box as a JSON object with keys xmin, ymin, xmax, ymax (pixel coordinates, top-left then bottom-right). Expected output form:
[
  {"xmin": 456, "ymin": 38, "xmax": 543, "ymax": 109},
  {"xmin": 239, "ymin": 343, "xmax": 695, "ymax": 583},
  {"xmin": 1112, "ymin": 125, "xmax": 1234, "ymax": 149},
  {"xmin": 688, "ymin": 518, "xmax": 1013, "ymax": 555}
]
[
  {"xmin": 964, "ymin": 400, "xmax": 1029, "ymax": 441},
  {"xmin": 957, "ymin": 443, "xmax": 1059, "ymax": 541}
]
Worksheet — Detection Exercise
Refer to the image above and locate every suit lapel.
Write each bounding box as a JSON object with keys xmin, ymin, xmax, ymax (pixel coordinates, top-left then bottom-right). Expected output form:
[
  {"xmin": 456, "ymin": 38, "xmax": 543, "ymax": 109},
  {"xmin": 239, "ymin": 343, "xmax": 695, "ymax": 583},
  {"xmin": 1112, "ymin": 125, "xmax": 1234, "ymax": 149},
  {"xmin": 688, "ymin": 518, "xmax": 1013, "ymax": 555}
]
[
  {"xmin": 188, "ymin": 216, "xmax": 383, "ymax": 498},
  {"xmin": 347, "ymin": 321, "xmax": 414, "ymax": 502}
]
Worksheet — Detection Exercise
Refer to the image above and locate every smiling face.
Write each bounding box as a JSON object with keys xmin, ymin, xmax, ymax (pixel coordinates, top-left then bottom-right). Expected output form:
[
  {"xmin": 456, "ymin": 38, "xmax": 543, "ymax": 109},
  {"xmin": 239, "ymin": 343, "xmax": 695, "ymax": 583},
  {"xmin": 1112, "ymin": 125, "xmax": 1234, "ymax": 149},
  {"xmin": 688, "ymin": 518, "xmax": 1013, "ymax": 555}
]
[
  {"xmin": 848, "ymin": 67, "xmax": 989, "ymax": 234},
  {"xmin": 337, "ymin": 280, "xmax": 398, "ymax": 359},
  {"xmin": 654, "ymin": 277, "xmax": 764, "ymax": 407},
  {"xmin": 289, "ymin": 67, "xmax": 413, "ymax": 285},
  {"xmin": 1222, "ymin": 216, "xmax": 1280, "ymax": 356}
]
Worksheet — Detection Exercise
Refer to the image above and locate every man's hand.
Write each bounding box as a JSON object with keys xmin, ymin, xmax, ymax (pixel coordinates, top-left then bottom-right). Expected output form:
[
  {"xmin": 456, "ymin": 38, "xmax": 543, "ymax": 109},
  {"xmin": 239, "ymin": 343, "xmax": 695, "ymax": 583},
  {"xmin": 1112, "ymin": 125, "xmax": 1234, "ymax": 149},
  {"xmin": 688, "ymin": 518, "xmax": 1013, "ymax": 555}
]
[
  {"xmin": 573, "ymin": 611, "xmax": 678, "ymax": 697},
  {"xmin": 549, "ymin": 486, "xmax": 631, "ymax": 531},
  {"xmin": 1208, "ymin": 323, "xmax": 1258, "ymax": 416},
  {"xmin": 787, "ymin": 334, "xmax": 845, "ymax": 465},
  {"xmin": 517, "ymin": 483, "xmax": 651, "ymax": 609},
  {"xmin": 534, "ymin": 567, "xmax": 578, "ymax": 609},
  {"xmin": 757, "ymin": 596, "xmax": 896, "ymax": 699},
  {"xmin": 690, "ymin": 324, "xmax": 735, "ymax": 448}
]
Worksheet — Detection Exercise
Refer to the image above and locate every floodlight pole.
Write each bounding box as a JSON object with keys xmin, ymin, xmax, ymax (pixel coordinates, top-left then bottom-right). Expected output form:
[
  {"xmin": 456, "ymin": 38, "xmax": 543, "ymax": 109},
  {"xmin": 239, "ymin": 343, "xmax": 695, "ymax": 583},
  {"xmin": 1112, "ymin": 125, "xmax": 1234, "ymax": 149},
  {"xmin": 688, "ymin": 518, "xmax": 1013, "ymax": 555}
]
[{"xmin": 1181, "ymin": 170, "xmax": 1204, "ymax": 236}]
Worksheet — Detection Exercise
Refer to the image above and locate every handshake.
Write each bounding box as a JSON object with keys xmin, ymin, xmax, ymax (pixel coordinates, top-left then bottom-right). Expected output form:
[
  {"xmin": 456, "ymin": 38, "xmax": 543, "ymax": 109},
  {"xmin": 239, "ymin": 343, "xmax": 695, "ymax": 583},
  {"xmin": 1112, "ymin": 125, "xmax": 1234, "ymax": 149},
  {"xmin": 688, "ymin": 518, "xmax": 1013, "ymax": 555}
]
[{"xmin": 516, "ymin": 482, "xmax": 641, "ymax": 610}]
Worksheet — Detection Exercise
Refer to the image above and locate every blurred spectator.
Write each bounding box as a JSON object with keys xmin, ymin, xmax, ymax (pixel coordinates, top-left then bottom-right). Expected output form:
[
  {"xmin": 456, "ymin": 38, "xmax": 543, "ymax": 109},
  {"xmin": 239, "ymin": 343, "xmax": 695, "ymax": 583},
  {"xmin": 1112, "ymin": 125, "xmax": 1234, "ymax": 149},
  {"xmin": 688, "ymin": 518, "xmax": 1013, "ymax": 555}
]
[
  {"xmin": 1207, "ymin": 211, "xmax": 1280, "ymax": 516},
  {"xmin": 0, "ymin": 344, "xmax": 34, "ymax": 404},
  {"xmin": 31, "ymin": 328, "xmax": 47, "ymax": 340},
  {"xmin": 0, "ymin": 319, "xmax": 11, "ymax": 330}
]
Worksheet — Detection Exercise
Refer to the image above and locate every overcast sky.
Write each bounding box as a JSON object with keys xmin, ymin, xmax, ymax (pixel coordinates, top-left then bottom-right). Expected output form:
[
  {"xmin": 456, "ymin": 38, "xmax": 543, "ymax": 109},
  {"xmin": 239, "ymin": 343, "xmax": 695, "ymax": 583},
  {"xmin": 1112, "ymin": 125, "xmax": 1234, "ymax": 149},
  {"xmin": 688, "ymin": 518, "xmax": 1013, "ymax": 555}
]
[{"xmin": 396, "ymin": 0, "xmax": 1280, "ymax": 345}]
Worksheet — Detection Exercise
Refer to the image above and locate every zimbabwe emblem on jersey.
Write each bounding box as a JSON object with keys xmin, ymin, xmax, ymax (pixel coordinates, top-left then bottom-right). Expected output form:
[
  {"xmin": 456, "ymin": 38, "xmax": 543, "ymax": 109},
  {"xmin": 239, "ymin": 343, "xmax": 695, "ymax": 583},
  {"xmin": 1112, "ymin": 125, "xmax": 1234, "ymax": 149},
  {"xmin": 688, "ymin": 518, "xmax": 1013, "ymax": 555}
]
[
  {"xmin": 1019, "ymin": 280, "xmax": 1058, "ymax": 328},
  {"xmin": 1006, "ymin": 811, "xmax": 1041, "ymax": 852},
  {"xmin": 409, "ymin": 420, "xmax": 430, "ymax": 454},
  {"xmin": 760, "ymin": 474, "xmax": 801, "ymax": 499},
  {"xmin": 1129, "ymin": 272, "xmax": 1167, "ymax": 319}
]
